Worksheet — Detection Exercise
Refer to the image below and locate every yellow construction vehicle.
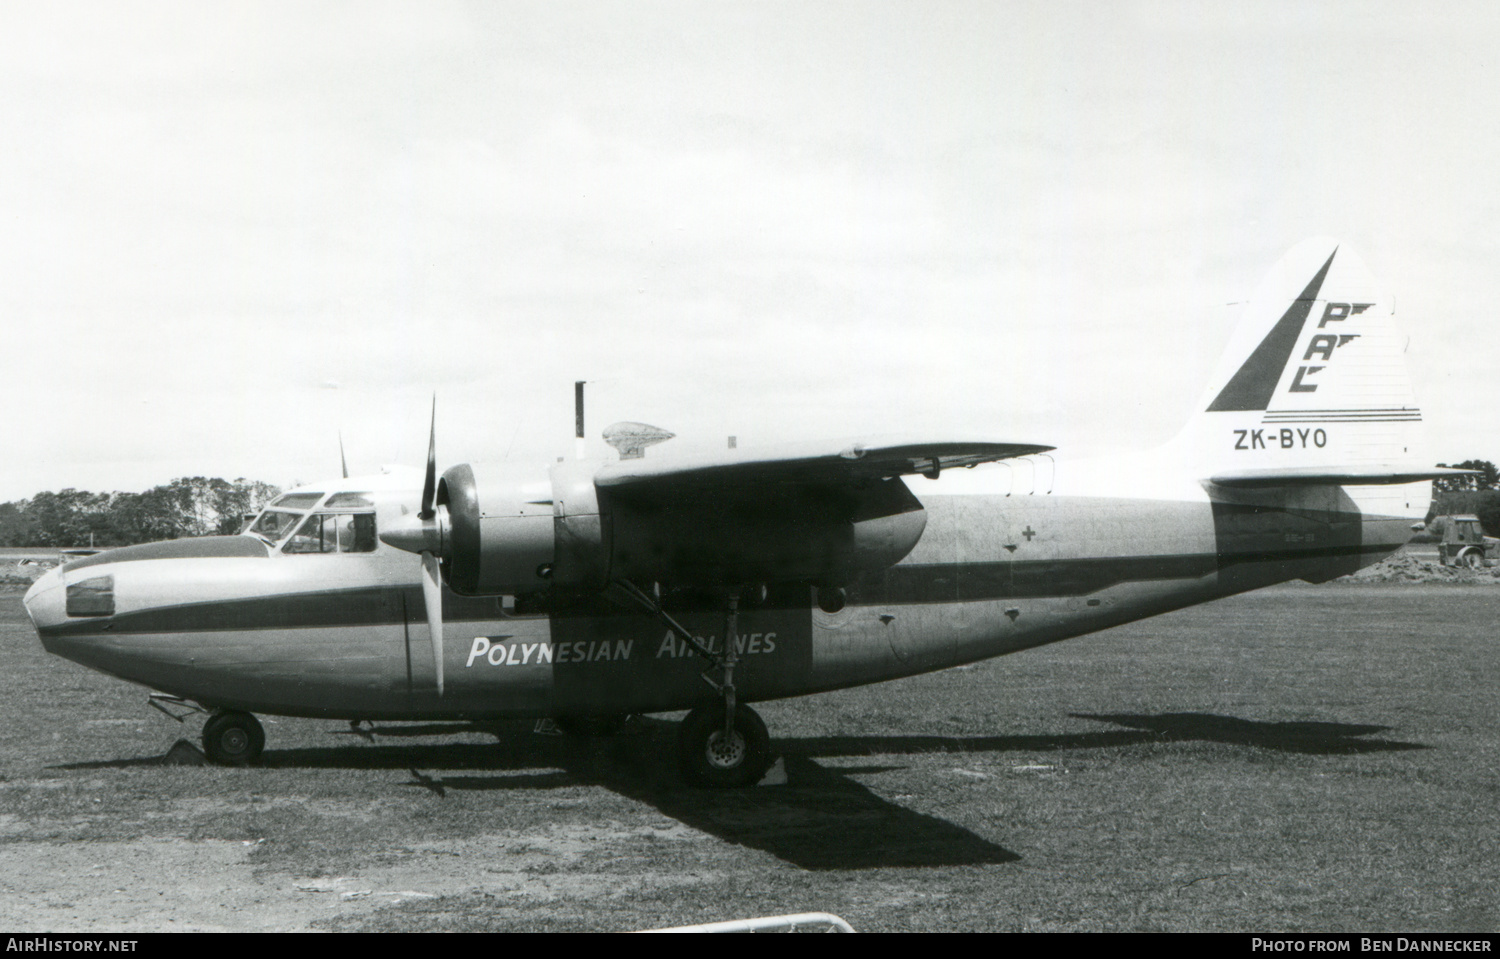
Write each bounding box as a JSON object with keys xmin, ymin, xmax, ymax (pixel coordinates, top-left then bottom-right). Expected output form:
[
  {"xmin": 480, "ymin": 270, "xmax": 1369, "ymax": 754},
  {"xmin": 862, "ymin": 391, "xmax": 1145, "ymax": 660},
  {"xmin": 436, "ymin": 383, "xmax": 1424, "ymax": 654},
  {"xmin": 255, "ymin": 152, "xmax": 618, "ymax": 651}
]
[{"xmin": 1437, "ymin": 514, "xmax": 1497, "ymax": 568}]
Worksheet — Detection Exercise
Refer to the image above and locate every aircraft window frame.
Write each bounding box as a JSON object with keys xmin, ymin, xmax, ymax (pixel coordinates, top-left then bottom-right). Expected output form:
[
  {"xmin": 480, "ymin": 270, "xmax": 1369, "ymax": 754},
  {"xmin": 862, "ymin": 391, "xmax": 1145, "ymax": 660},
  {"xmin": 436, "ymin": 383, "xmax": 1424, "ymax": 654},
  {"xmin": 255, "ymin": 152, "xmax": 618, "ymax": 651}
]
[
  {"xmin": 282, "ymin": 511, "xmax": 378, "ymax": 555},
  {"xmin": 324, "ymin": 492, "xmax": 375, "ymax": 508},
  {"xmin": 271, "ymin": 492, "xmax": 324, "ymax": 509}
]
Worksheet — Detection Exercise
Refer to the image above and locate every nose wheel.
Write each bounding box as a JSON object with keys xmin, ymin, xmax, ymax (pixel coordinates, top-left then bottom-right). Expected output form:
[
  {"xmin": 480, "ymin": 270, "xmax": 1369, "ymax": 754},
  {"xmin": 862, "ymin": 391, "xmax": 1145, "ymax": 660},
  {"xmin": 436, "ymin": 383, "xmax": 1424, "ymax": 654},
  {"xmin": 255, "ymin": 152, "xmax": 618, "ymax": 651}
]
[
  {"xmin": 202, "ymin": 711, "xmax": 265, "ymax": 766},
  {"xmin": 678, "ymin": 703, "xmax": 770, "ymax": 788}
]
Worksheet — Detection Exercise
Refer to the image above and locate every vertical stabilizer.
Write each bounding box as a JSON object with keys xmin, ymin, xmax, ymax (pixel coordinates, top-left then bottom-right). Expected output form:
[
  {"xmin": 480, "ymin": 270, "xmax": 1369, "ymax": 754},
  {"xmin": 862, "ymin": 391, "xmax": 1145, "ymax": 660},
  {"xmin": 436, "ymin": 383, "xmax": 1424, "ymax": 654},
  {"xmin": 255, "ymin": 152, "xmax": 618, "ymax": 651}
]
[{"xmin": 1174, "ymin": 238, "xmax": 1425, "ymax": 480}]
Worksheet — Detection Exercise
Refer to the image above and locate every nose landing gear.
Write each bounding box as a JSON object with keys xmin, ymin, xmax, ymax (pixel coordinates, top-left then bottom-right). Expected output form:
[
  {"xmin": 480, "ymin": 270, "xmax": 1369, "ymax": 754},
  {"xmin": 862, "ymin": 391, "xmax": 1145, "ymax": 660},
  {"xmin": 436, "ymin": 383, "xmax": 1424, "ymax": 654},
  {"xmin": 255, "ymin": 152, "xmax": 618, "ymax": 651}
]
[{"xmin": 202, "ymin": 710, "xmax": 265, "ymax": 766}]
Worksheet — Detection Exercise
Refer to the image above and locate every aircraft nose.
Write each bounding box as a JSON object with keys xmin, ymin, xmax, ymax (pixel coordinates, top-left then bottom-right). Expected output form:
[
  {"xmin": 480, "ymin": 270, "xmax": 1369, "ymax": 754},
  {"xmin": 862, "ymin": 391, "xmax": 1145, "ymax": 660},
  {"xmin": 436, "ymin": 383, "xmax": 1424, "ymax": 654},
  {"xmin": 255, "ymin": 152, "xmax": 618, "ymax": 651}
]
[{"xmin": 22, "ymin": 566, "xmax": 67, "ymax": 633}]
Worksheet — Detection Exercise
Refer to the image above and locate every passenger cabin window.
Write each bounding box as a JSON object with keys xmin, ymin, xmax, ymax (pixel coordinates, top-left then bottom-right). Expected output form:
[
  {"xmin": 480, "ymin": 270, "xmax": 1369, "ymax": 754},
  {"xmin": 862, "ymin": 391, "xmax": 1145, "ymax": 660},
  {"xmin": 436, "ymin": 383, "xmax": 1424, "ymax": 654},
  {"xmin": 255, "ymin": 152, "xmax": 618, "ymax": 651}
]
[{"xmin": 283, "ymin": 512, "xmax": 378, "ymax": 554}]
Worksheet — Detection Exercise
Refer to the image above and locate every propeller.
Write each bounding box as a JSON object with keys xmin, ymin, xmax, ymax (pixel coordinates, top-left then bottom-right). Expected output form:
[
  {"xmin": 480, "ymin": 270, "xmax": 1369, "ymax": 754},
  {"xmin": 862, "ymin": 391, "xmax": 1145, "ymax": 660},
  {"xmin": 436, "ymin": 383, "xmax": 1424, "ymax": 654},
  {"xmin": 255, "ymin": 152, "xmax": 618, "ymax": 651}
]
[
  {"xmin": 421, "ymin": 551, "xmax": 444, "ymax": 697},
  {"xmin": 379, "ymin": 397, "xmax": 448, "ymax": 695},
  {"xmin": 419, "ymin": 400, "xmax": 443, "ymax": 695}
]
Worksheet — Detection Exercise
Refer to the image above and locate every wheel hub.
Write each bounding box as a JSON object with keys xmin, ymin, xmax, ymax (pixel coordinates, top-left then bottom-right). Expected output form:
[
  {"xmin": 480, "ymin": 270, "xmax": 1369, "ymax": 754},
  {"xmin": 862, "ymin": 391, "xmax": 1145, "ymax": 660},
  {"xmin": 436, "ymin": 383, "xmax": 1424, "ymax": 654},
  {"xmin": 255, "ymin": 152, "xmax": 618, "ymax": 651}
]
[
  {"xmin": 705, "ymin": 729, "xmax": 746, "ymax": 769},
  {"xmin": 220, "ymin": 729, "xmax": 248, "ymax": 755}
]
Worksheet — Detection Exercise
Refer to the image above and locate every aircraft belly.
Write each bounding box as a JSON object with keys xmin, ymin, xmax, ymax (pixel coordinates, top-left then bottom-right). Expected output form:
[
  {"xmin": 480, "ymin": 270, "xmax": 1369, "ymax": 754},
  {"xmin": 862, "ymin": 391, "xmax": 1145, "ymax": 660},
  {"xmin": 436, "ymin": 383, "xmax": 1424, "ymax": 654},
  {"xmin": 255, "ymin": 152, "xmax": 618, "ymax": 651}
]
[{"xmin": 41, "ymin": 624, "xmax": 406, "ymax": 717}]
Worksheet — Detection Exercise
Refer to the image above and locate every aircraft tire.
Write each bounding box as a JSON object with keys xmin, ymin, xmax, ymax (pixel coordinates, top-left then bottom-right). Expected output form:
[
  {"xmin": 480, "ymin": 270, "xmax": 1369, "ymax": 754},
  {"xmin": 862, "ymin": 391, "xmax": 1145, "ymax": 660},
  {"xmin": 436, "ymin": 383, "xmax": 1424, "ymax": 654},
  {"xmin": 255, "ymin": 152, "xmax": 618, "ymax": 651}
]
[
  {"xmin": 554, "ymin": 714, "xmax": 628, "ymax": 737},
  {"xmin": 202, "ymin": 711, "xmax": 265, "ymax": 766},
  {"xmin": 678, "ymin": 704, "xmax": 771, "ymax": 788}
]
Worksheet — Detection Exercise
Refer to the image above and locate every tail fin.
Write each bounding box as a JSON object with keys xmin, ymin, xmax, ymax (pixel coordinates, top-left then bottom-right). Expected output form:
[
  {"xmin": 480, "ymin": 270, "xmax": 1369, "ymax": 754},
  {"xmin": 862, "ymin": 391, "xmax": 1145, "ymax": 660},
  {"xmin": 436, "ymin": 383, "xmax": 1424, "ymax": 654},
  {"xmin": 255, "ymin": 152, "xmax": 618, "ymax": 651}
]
[{"xmin": 1175, "ymin": 237, "xmax": 1430, "ymax": 488}]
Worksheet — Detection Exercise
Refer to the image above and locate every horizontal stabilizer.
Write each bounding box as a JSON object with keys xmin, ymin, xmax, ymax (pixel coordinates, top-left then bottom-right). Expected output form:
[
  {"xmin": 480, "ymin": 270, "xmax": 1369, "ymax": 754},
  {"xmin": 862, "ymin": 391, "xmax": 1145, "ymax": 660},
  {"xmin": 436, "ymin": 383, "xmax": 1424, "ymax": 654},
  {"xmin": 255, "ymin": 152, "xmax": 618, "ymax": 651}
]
[
  {"xmin": 1208, "ymin": 465, "xmax": 1475, "ymax": 489},
  {"xmin": 597, "ymin": 436, "xmax": 1054, "ymax": 491}
]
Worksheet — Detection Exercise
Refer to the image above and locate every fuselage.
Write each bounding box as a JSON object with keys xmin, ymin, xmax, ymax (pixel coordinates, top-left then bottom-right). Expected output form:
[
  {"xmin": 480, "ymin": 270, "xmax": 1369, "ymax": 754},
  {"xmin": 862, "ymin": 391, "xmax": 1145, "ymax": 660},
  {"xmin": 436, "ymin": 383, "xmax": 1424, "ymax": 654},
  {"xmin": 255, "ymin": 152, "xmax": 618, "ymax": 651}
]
[{"xmin": 22, "ymin": 455, "xmax": 1423, "ymax": 722}]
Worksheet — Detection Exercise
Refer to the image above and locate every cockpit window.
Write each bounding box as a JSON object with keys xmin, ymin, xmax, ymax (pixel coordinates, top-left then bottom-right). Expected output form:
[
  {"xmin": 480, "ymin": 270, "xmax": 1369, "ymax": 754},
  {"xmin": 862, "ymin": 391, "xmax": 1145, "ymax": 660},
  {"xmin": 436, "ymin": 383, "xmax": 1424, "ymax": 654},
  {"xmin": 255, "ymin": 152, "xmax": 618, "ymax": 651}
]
[
  {"xmin": 283, "ymin": 512, "xmax": 378, "ymax": 554},
  {"xmin": 325, "ymin": 492, "xmax": 375, "ymax": 508},
  {"xmin": 272, "ymin": 492, "xmax": 324, "ymax": 509},
  {"xmin": 248, "ymin": 509, "xmax": 304, "ymax": 543}
]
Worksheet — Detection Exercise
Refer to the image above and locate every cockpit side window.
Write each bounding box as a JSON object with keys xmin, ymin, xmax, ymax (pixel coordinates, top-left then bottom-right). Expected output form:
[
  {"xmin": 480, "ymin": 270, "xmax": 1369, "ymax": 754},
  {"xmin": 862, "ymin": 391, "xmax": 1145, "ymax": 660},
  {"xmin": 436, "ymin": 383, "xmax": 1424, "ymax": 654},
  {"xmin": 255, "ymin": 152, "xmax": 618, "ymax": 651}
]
[
  {"xmin": 283, "ymin": 512, "xmax": 378, "ymax": 554},
  {"xmin": 346, "ymin": 513, "xmax": 377, "ymax": 552}
]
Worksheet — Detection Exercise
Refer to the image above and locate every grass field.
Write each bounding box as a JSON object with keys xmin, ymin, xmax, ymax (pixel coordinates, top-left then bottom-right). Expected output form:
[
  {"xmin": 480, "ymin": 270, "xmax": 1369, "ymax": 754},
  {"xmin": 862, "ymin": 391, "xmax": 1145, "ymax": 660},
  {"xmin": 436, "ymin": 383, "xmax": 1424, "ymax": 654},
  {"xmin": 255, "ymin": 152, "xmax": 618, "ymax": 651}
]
[{"xmin": 0, "ymin": 583, "xmax": 1496, "ymax": 933}]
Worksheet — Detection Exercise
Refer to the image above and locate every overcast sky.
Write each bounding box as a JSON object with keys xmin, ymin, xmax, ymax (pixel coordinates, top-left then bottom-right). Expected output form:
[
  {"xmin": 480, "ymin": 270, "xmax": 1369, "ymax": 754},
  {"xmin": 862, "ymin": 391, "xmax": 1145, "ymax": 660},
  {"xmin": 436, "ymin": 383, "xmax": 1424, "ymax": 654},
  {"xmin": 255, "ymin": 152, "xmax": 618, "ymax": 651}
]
[{"xmin": 1, "ymin": 0, "xmax": 1496, "ymax": 500}]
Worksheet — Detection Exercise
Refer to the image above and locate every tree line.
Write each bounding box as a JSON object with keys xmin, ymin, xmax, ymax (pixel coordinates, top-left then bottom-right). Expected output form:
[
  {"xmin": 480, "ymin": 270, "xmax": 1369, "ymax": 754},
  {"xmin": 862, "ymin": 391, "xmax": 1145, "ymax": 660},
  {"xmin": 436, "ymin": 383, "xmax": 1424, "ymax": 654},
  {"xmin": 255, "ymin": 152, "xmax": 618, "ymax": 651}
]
[{"xmin": 0, "ymin": 477, "xmax": 281, "ymax": 548}]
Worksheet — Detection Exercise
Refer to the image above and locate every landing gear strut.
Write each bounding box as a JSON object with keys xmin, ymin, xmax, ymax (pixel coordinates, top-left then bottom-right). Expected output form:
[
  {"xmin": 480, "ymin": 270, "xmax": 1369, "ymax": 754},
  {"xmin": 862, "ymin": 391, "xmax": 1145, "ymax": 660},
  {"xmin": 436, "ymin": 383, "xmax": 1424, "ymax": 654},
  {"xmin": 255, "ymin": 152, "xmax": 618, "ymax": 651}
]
[
  {"xmin": 611, "ymin": 581, "xmax": 775, "ymax": 787},
  {"xmin": 202, "ymin": 710, "xmax": 265, "ymax": 766}
]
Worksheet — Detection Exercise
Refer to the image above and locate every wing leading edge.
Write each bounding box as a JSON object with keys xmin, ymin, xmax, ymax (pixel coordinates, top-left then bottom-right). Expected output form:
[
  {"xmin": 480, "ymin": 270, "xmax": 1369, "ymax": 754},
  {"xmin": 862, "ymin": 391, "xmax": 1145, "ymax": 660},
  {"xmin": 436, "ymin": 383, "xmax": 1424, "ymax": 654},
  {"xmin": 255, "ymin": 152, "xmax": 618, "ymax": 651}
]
[{"xmin": 596, "ymin": 436, "xmax": 1054, "ymax": 492}]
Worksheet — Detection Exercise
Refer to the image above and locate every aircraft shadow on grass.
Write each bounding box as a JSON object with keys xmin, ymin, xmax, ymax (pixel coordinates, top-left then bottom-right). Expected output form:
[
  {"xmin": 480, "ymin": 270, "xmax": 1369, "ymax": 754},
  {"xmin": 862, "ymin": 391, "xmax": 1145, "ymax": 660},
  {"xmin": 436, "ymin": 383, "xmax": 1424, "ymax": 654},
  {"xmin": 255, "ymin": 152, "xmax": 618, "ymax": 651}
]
[
  {"xmin": 1066, "ymin": 712, "xmax": 1427, "ymax": 755},
  {"xmin": 48, "ymin": 710, "xmax": 1421, "ymax": 870},
  {"xmin": 788, "ymin": 711, "xmax": 1427, "ymax": 758},
  {"xmin": 52, "ymin": 716, "xmax": 1013, "ymax": 870},
  {"xmin": 363, "ymin": 717, "xmax": 1017, "ymax": 871}
]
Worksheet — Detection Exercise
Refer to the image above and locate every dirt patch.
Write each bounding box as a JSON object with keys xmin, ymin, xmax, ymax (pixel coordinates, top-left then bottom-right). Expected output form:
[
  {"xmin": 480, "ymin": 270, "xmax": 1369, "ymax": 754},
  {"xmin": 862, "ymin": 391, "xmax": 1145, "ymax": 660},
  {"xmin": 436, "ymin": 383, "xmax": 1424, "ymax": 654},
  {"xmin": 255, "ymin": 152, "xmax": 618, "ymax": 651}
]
[
  {"xmin": 0, "ymin": 821, "xmax": 704, "ymax": 932},
  {"xmin": 0, "ymin": 838, "xmax": 281, "ymax": 932},
  {"xmin": 1335, "ymin": 551, "xmax": 1500, "ymax": 585}
]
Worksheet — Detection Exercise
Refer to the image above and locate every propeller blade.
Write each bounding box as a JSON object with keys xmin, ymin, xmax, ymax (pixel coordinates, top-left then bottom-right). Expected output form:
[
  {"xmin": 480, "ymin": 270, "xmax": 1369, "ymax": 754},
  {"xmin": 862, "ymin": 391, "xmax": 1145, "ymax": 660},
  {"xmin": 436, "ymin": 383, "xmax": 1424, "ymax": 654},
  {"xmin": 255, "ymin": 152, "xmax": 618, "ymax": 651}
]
[
  {"xmin": 420, "ymin": 396, "xmax": 437, "ymax": 520},
  {"xmin": 421, "ymin": 551, "xmax": 444, "ymax": 696}
]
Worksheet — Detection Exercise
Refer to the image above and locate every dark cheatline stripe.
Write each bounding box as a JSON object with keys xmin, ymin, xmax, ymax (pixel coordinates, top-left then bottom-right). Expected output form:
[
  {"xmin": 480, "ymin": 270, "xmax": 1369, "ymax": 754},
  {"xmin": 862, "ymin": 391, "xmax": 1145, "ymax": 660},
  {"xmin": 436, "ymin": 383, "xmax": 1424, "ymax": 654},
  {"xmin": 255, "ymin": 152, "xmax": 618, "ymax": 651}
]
[
  {"xmin": 63, "ymin": 536, "xmax": 269, "ymax": 572},
  {"xmin": 1207, "ymin": 250, "xmax": 1337, "ymax": 413},
  {"xmin": 1219, "ymin": 543, "xmax": 1399, "ymax": 569},
  {"xmin": 864, "ymin": 554, "xmax": 1218, "ymax": 604},
  {"xmin": 39, "ymin": 585, "xmax": 521, "ymax": 638},
  {"xmin": 42, "ymin": 586, "xmax": 404, "ymax": 637},
  {"xmin": 42, "ymin": 544, "xmax": 1395, "ymax": 637}
]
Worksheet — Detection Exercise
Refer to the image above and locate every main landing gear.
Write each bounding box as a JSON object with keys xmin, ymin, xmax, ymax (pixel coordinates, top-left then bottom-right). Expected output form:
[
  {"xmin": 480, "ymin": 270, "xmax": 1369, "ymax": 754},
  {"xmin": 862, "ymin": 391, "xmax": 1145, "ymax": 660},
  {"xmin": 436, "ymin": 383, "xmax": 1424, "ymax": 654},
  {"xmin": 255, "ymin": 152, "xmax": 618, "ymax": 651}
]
[
  {"xmin": 202, "ymin": 710, "xmax": 265, "ymax": 766},
  {"xmin": 677, "ymin": 703, "xmax": 771, "ymax": 788},
  {"xmin": 612, "ymin": 581, "xmax": 776, "ymax": 788}
]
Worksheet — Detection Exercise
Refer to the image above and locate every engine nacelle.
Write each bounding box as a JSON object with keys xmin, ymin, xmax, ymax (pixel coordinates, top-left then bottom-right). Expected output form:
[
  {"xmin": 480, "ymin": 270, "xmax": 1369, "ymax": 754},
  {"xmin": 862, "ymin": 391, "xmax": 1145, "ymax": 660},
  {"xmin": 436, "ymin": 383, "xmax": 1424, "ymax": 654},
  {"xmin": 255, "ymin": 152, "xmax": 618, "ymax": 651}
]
[
  {"xmin": 437, "ymin": 463, "xmax": 556, "ymax": 596},
  {"xmin": 605, "ymin": 475, "xmax": 927, "ymax": 589},
  {"xmin": 436, "ymin": 462, "xmax": 928, "ymax": 596}
]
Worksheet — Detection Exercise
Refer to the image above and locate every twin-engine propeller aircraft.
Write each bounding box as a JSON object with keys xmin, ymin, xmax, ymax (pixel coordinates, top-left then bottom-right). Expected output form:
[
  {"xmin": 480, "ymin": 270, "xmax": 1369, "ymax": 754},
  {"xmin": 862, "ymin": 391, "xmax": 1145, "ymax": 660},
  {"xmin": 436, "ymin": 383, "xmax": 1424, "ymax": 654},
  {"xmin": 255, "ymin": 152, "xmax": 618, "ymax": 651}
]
[{"xmin": 24, "ymin": 238, "xmax": 1466, "ymax": 786}]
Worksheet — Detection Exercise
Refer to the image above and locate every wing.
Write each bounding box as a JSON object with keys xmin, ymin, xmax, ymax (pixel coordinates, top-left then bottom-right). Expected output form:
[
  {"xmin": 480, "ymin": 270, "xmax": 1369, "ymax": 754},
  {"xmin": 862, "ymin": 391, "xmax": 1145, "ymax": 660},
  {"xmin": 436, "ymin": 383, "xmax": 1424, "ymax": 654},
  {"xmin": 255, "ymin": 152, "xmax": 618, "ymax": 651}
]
[
  {"xmin": 595, "ymin": 436, "xmax": 1053, "ymax": 588},
  {"xmin": 597, "ymin": 435, "xmax": 1054, "ymax": 492}
]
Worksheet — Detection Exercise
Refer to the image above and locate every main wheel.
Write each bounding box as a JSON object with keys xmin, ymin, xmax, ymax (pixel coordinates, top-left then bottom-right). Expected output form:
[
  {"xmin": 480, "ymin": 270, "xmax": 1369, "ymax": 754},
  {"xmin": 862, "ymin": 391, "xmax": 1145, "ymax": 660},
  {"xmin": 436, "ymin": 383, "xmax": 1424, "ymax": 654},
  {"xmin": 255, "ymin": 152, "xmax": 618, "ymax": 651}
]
[
  {"xmin": 202, "ymin": 711, "xmax": 265, "ymax": 766},
  {"xmin": 678, "ymin": 704, "xmax": 771, "ymax": 788}
]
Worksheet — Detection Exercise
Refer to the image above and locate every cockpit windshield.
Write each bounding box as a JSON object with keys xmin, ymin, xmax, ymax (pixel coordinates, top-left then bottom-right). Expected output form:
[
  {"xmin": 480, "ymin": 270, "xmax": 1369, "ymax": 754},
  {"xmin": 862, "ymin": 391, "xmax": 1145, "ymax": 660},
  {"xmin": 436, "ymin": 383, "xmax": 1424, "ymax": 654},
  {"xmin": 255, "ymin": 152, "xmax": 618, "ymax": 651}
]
[
  {"xmin": 242, "ymin": 491, "xmax": 380, "ymax": 553},
  {"xmin": 246, "ymin": 510, "xmax": 305, "ymax": 544}
]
